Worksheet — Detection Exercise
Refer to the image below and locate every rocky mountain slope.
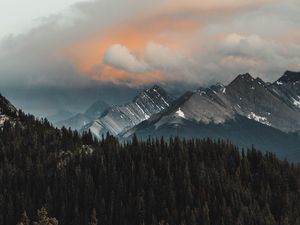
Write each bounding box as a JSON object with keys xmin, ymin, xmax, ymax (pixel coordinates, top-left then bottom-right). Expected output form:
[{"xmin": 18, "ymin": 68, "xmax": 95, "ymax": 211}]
[
  {"xmin": 55, "ymin": 99, "xmax": 110, "ymax": 130},
  {"xmin": 82, "ymin": 85, "xmax": 175, "ymax": 138},
  {"xmin": 224, "ymin": 73, "xmax": 300, "ymax": 132},
  {"xmin": 0, "ymin": 94, "xmax": 18, "ymax": 126},
  {"xmin": 84, "ymin": 100, "xmax": 109, "ymax": 119},
  {"xmin": 121, "ymin": 71, "xmax": 300, "ymax": 160},
  {"xmin": 48, "ymin": 110, "xmax": 75, "ymax": 124},
  {"xmin": 124, "ymin": 71, "xmax": 300, "ymax": 135}
]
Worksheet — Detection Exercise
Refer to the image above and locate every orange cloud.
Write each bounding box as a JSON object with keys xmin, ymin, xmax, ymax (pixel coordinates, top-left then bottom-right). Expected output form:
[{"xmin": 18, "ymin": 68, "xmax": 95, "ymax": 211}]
[
  {"xmin": 89, "ymin": 64, "xmax": 165, "ymax": 86},
  {"xmin": 63, "ymin": 13, "xmax": 199, "ymax": 79},
  {"xmin": 62, "ymin": 0, "xmax": 273, "ymax": 86}
]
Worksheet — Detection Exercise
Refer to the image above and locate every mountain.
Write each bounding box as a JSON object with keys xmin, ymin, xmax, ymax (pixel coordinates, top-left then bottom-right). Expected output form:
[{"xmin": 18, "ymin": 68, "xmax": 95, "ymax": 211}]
[
  {"xmin": 84, "ymin": 100, "xmax": 109, "ymax": 119},
  {"xmin": 224, "ymin": 73, "xmax": 300, "ymax": 132},
  {"xmin": 48, "ymin": 110, "xmax": 75, "ymax": 124},
  {"xmin": 0, "ymin": 94, "xmax": 18, "ymax": 126},
  {"xmin": 55, "ymin": 99, "xmax": 110, "ymax": 130},
  {"xmin": 82, "ymin": 85, "xmax": 175, "ymax": 138},
  {"xmin": 56, "ymin": 113, "xmax": 92, "ymax": 130},
  {"xmin": 270, "ymin": 70, "xmax": 300, "ymax": 113},
  {"xmin": 123, "ymin": 114, "xmax": 300, "ymax": 161},
  {"xmin": 2, "ymin": 118, "xmax": 300, "ymax": 225},
  {"xmin": 121, "ymin": 72, "xmax": 300, "ymax": 161},
  {"xmin": 276, "ymin": 70, "xmax": 300, "ymax": 83}
]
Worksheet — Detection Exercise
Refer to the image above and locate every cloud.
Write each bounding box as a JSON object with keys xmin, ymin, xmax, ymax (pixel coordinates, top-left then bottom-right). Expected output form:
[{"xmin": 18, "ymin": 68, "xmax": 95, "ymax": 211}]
[
  {"xmin": 144, "ymin": 42, "xmax": 190, "ymax": 71},
  {"xmin": 98, "ymin": 42, "xmax": 199, "ymax": 84},
  {"xmin": 196, "ymin": 33, "xmax": 300, "ymax": 83},
  {"xmin": 0, "ymin": 0, "xmax": 299, "ymax": 90},
  {"xmin": 103, "ymin": 44, "xmax": 149, "ymax": 73}
]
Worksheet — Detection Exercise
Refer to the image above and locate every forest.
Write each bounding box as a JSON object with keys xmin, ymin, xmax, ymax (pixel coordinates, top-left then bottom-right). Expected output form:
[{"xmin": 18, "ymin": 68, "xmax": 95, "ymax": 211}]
[{"xmin": 0, "ymin": 111, "xmax": 299, "ymax": 225}]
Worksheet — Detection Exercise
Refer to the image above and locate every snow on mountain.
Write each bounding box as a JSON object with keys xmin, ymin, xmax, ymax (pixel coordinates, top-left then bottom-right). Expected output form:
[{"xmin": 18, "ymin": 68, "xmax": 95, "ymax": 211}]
[
  {"xmin": 82, "ymin": 85, "xmax": 175, "ymax": 137},
  {"xmin": 225, "ymin": 73, "xmax": 300, "ymax": 133},
  {"xmin": 120, "ymin": 73, "xmax": 300, "ymax": 161},
  {"xmin": 291, "ymin": 96, "xmax": 300, "ymax": 108},
  {"xmin": 123, "ymin": 71, "xmax": 300, "ymax": 141},
  {"xmin": 175, "ymin": 108, "xmax": 185, "ymax": 118},
  {"xmin": 247, "ymin": 112, "xmax": 271, "ymax": 126},
  {"xmin": 0, "ymin": 114, "xmax": 9, "ymax": 126},
  {"xmin": 271, "ymin": 71, "xmax": 300, "ymax": 112}
]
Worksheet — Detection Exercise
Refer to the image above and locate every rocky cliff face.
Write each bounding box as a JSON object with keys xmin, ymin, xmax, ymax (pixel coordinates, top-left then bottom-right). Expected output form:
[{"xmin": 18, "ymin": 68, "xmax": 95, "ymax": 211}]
[{"xmin": 81, "ymin": 85, "xmax": 175, "ymax": 138}]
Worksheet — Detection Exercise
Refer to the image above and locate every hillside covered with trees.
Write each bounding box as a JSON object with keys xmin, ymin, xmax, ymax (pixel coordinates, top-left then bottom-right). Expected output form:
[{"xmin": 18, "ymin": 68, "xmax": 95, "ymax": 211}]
[{"xmin": 0, "ymin": 112, "xmax": 300, "ymax": 225}]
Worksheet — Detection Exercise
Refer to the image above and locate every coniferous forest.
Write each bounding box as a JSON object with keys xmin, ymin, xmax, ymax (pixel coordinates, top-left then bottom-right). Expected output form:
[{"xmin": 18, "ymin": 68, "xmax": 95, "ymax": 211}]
[{"xmin": 0, "ymin": 112, "xmax": 300, "ymax": 225}]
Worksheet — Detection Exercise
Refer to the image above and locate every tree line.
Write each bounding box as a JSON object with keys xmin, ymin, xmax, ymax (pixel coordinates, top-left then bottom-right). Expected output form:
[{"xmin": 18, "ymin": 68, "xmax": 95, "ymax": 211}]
[{"xmin": 0, "ymin": 112, "xmax": 299, "ymax": 225}]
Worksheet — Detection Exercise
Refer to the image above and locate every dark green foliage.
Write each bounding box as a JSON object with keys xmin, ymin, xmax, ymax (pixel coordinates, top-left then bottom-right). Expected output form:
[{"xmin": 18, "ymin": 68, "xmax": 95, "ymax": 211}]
[
  {"xmin": 31, "ymin": 207, "xmax": 58, "ymax": 225},
  {"xmin": 0, "ymin": 113, "xmax": 299, "ymax": 225},
  {"xmin": 17, "ymin": 211, "xmax": 30, "ymax": 225},
  {"xmin": 89, "ymin": 209, "xmax": 98, "ymax": 225}
]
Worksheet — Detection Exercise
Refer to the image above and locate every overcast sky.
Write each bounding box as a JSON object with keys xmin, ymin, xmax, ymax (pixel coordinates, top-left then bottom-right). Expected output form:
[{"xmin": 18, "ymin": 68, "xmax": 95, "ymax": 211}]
[
  {"xmin": 0, "ymin": 0, "xmax": 89, "ymax": 38},
  {"xmin": 0, "ymin": 0, "xmax": 299, "ymax": 116}
]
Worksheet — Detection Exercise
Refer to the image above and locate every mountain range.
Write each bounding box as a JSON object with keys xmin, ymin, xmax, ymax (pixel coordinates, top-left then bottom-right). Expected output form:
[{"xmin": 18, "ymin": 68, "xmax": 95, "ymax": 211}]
[
  {"xmin": 80, "ymin": 85, "xmax": 175, "ymax": 139},
  {"xmin": 121, "ymin": 71, "xmax": 300, "ymax": 160},
  {"xmin": 75, "ymin": 71, "xmax": 300, "ymax": 138},
  {"xmin": 1, "ymin": 71, "xmax": 300, "ymax": 161},
  {"xmin": 54, "ymin": 100, "xmax": 110, "ymax": 130}
]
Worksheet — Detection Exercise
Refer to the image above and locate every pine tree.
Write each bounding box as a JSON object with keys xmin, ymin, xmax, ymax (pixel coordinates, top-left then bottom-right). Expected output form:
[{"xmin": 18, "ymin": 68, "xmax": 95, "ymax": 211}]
[
  {"xmin": 17, "ymin": 211, "xmax": 30, "ymax": 225},
  {"xmin": 33, "ymin": 207, "xmax": 58, "ymax": 225},
  {"xmin": 202, "ymin": 203, "xmax": 210, "ymax": 225},
  {"xmin": 89, "ymin": 208, "xmax": 98, "ymax": 225}
]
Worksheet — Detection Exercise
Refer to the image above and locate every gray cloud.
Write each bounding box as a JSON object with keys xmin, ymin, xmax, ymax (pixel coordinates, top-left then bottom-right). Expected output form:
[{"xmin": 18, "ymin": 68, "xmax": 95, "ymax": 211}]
[{"xmin": 0, "ymin": 0, "xmax": 299, "ymax": 115}]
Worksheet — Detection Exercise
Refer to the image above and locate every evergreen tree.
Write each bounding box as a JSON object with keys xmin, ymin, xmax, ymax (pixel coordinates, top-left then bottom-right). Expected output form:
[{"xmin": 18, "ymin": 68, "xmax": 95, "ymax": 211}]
[
  {"xmin": 17, "ymin": 211, "xmax": 30, "ymax": 225},
  {"xmin": 33, "ymin": 207, "xmax": 58, "ymax": 225},
  {"xmin": 89, "ymin": 208, "xmax": 98, "ymax": 225}
]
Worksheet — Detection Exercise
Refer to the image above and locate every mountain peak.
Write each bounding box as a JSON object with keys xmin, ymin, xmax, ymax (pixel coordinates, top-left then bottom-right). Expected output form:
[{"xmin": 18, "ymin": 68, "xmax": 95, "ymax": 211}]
[
  {"xmin": 82, "ymin": 84, "xmax": 175, "ymax": 137},
  {"xmin": 228, "ymin": 73, "xmax": 257, "ymax": 88},
  {"xmin": 135, "ymin": 84, "xmax": 174, "ymax": 104},
  {"xmin": 210, "ymin": 83, "xmax": 226, "ymax": 93},
  {"xmin": 236, "ymin": 73, "xmax": 254, "ymax": 81},
  {"xmin": 0, "ymin": 94, "xmax": 17, "ymax": 116},
  {"xmin": 147, "ymin": 84, "xmax": 165, "ymax": 94},
  {"xmin": 277, "ymin": 71, "xmax": 300, "ymax": 83},
  {"xmin": 84, "ymin": 99, "xmax": 109, "ymax": 119}
]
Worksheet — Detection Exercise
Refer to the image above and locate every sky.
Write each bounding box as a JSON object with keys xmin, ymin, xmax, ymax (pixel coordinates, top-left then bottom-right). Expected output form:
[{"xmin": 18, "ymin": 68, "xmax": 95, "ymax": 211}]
[{"xmin": 0, "ymin": 0, "xmax": 299, "ymax": 116}]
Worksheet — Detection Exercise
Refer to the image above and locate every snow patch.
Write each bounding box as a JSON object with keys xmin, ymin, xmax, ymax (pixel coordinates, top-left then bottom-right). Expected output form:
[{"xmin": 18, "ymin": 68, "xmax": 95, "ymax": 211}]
[
  {"xmin": 0, "ymin": 114, "xmax": 9, "ymax": 126},
  {"xmin": 175, "ymin": 108, "xmax": 185, "ymax": 118},
  {"xmin": 276, "ymin": 81, "xmax": 283, "ymax": 85},
  {"xmin": 247, "ymin": 112, "xmax": 271, "ymax": 126},
  {"xmin": 135, "ymin": 102, "xmax": 150, "ymax": 119},
  {"xmin": 160, "ymin": 97, "xmax": 169, "ymax": 107},
  {"xmin": 291, "ymin": 96, "xmax": 300, "ymax": 108}
]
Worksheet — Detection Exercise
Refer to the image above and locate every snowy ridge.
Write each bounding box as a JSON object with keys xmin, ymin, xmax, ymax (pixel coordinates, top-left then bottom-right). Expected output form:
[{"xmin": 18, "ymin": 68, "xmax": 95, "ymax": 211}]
[
  {"xmin": 0, "ymin": 114, "xmax": 9, "ymax": 126},
  {"xmin": 291, "ymin": 96, "xmax": 300, "ymax": 108},
  {"xmin": 247, "ymin": 112, "xmax": 271, "ymax": 126},
  {"xmin": 123, "ymin": 71, "xmax": 300, "ymax": 138},
  {"xmin": 82, "ymin": 85, "xmax": 174, "ymax": 138},
  {"xmin": 0, "ymin": 94, "xmax": 18, "ymax": 127},
  {"xmin": 176, "ymin": 108, "xmax": 185, "ymax": 118}
]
